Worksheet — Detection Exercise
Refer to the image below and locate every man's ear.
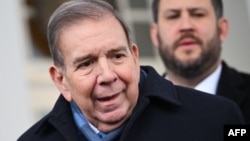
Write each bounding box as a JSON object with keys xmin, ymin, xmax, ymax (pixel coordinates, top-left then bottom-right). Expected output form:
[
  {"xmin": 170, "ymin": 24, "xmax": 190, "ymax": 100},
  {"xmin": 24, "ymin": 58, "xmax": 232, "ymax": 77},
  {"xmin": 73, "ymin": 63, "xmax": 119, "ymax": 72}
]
[
  {"xmin": 150, "ymin": 23, "xmax": 160, "ymax": 48},
  {"xmin": 131, "ymin": 44, "xmax": 141, "ymax": 79},
  {"xmin": 131, "ymin": 43, "xmax": 139, "ymax": 59},
  {"xmin": 218, "ymin": 17, "xmax": 229, "ymax": 43},
  {"xmin": 49, "ymin": 65, "xmax": 72, "ymax": 102}
]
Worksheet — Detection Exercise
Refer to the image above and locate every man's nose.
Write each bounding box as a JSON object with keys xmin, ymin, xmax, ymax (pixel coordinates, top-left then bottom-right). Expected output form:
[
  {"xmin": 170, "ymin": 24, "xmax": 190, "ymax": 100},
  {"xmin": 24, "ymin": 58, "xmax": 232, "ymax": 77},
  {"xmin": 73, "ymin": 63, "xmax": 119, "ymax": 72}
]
[
  {"xmin": 96, "ymin": 59, "xmax": 117, "ymax": 85},
  {"xmin": 179, "ymin": 14, "xmax": 195, "ymax": 33}
]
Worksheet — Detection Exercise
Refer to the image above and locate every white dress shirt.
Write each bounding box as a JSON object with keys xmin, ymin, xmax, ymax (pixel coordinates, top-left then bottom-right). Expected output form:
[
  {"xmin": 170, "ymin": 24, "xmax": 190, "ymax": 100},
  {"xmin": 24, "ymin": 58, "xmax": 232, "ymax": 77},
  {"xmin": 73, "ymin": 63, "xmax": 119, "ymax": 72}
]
[
  {"xmin": 195, "ymin": 64, "xmax": 222, "ymax": 95},
  {"xmin": 165, "ymin": 64, "xmax": 222, "ymax": 95}
]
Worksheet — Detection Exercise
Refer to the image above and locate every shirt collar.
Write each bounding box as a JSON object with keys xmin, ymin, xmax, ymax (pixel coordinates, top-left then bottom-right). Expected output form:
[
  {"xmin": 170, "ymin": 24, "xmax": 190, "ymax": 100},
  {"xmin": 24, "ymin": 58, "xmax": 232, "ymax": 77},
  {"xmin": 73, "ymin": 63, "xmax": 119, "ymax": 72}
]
[
  {"xmin": 195, "ymin": 64, "xmax": 222, "ymax": 95},
  {"xmin": 70, "ymin": 101, "xmax": 102, "ymax": 141},
  {"xmin": 70, "ymin": 101, "xmax": 125, "ymax": 141}
]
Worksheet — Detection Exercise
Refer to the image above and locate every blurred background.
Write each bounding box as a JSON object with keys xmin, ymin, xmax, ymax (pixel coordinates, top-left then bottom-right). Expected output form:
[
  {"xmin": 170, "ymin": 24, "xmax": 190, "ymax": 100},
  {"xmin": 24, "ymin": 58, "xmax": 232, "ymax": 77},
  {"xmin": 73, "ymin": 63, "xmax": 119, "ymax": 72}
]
[{"xmin": 1, "ymin": 0, "xmax": 250, "ymax": 140}]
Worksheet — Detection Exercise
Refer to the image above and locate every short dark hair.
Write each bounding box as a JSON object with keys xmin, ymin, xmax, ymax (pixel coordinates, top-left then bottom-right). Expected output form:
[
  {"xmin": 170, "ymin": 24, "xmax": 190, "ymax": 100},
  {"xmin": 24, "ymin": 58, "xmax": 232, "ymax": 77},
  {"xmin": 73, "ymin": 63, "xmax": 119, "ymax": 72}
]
[
  {"xmin": 152, "ymin": 0, "xmax": 223, "ymax": 22},
  {"xmin": 47, "ymin": 0, "xmax": 132, "ymax": 68}
]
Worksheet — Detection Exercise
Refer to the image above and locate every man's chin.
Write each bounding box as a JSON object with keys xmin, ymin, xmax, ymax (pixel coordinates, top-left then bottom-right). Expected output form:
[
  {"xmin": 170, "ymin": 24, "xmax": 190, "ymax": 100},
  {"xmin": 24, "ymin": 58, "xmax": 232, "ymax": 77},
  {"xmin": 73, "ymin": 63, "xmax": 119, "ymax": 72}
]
[
  {"xmin": 96, "ymin": 111, "xmax": 128, "ymax": 132},
  {"xmin": 177, "ymin": 59, "xmax": 199, "ymax": 67},
  {"xmin": 99, "ymin": 109, "xmax": 128, "ymax": 124}
]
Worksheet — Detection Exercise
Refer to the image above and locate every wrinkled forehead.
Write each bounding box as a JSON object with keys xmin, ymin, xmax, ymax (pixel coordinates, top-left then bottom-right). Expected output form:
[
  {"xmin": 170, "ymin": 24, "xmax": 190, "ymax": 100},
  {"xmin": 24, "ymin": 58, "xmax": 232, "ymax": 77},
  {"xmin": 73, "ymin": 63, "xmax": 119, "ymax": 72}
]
[{"xmin": 58, "ymin": 14, "xmax": 129, "ymax": 53}]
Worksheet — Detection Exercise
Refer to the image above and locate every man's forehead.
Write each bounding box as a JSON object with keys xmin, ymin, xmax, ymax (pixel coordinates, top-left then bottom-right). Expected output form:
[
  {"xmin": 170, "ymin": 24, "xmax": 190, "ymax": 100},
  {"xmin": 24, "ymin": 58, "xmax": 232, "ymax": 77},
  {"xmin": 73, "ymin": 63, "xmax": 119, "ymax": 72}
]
[{"xmin": 159, "ymin": 0, "xmax": 213, "ymax": 10}]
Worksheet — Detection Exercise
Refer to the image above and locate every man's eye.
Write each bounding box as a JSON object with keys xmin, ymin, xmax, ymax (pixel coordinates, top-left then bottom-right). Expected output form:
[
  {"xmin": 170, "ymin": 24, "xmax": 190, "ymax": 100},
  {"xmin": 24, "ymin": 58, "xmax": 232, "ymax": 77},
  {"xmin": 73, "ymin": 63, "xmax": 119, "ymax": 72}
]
[
  {"xmin": 167, "ymin": 14, "xmax": 179, "ymax": 19},
  {"xmin": 78, "ymin": 60, "xmax": 93, "ymax": 68},
  {"xmin": 112, "ymin": 53, "xmax": 126, "ymax": 61},
  {"xmin": 192, "ymin": 13, "xmax": 205, "ymax": 18},
  {"xmin": 114, "ymin": 54, "xmax": 123, "ymax": 59}
]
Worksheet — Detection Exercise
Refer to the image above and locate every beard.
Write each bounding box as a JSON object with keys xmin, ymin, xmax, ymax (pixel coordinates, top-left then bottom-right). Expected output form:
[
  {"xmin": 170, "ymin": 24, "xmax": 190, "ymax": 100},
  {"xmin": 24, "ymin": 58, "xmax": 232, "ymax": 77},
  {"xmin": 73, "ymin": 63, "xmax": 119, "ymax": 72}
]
[{"xmin": 158, "ymin": 30, "xmax": 221, "ymax": 79}]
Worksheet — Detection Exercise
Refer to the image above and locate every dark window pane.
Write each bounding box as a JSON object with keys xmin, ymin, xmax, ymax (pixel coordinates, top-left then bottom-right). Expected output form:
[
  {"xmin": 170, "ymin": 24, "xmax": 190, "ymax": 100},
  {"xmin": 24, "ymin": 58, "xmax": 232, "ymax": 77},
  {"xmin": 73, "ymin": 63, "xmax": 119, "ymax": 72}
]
[
  {"xmin": 129, "ymin": 0, "xmax": 147, "ymax": 9},
  {"xmin": 133, "ymin": 22, "xmax": 154, "ymax": 57}
]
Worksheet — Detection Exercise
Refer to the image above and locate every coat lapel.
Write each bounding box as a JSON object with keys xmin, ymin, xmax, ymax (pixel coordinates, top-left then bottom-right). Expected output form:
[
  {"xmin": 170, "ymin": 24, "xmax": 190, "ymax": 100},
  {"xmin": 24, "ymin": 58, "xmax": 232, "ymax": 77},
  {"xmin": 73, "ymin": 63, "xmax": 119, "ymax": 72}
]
[{"xmin": 216, "ymin": 61, "xmax": 247, "ymax": 107}]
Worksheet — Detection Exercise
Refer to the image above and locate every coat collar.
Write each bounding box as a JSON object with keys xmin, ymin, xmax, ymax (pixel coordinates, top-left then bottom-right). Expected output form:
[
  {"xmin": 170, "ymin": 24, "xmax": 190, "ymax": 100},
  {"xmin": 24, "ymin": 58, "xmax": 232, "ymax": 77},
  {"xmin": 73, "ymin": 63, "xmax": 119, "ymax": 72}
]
[
  {"xmin": 33, "ymin": 96, "xmax": 81, "ymax": 141},
  {"xmin": 140, "ymin": 66, "xmax": 181, "ymax": 106}
]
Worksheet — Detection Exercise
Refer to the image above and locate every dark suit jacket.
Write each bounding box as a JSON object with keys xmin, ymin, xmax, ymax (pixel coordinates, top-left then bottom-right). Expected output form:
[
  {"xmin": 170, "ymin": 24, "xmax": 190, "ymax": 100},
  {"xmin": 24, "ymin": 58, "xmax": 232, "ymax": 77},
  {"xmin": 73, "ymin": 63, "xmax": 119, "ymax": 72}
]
[
  {"xmin": 18, "ymin": 66, "xmax": 244, "ymax": 141},
  {"xmin": 217, "ymin": 61, "xmax": 250, "ymax": 124}
]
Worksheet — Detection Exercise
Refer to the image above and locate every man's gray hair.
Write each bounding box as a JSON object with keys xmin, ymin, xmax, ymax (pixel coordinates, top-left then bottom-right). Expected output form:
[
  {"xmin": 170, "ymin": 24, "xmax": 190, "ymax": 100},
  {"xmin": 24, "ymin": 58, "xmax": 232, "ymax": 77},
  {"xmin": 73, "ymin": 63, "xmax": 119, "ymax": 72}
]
[{"xmin": 47, "ymin": 0, "xmax": 132, "ymax": 68}]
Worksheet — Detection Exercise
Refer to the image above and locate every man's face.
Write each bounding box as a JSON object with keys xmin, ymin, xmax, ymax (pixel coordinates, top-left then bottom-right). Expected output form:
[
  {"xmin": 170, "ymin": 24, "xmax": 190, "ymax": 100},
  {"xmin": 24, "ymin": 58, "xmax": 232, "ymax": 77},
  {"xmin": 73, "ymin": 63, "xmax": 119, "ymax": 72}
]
[
  {"xmin": 151, "ymin": 0, "xmax": 227, "ymax": 78},
  {"xmin": 51, "ymin": 14, "xmax": 140, "ymax": 132}
]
